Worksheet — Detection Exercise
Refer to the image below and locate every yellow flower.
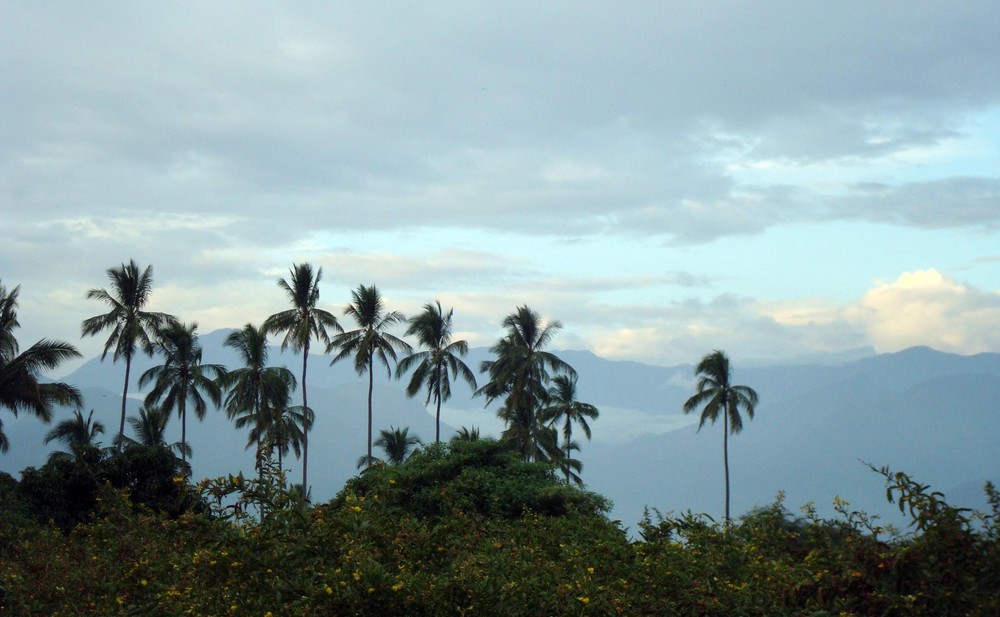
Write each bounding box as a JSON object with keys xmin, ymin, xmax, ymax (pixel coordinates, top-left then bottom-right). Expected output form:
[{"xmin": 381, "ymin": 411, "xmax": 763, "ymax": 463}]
[
  {"xmin": 265, "ymin": 613, "xmax": 273, "ymax": 617},
  {"xmin": 391, "ymin": 582, "xmax": 404, "ymax": 592},
  {"xmin": 352, "ymin": 506, "xmax": 362, "ymax": 512},
  {"xmin": 587, "ymin": 567, "xmax": 594, "ymax": 574},
  {"xmin": 325, "ymin": 585, "xmax": 333, "ymax": 595},
  {"xmin": 367, "ymin": 587, "xmax": 375, "ymax": 594},
  {"xmin": 577, "ymin": 596, "xmax": 590, "ymax": 604},
  {"xmin": 140, "ymin": 579, "xmax": 148, "ymax": 587}
]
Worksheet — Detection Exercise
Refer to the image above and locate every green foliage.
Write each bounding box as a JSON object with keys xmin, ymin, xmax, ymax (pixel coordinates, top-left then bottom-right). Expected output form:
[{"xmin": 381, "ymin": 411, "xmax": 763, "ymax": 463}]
[
  {"xmin": 2, "ymin": 447, "xmax": 999, "ymax": 615},
  {"xmin": 334, "ymin": 438, "xmax": 611, "ymax": 520},
  {"xmin": 0, "ymin": 280, "xmax": 83, "ymax": 452},
  {"xmin": 14, "ymin": 445, "xmax": 195, "ymax": 532}
]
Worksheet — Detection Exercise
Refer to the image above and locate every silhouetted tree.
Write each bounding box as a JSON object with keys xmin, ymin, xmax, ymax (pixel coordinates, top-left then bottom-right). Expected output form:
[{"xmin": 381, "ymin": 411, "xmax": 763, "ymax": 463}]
[{"xmin": 683, "ymin": 349, "xmax": 759, "ymax": 523}]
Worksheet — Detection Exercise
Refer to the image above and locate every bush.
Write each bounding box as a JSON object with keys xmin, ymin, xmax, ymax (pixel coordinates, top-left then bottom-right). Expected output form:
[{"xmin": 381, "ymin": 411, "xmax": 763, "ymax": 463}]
[{"xmin": 2, "ymin": 448, "xmax": 999, "ymax": 615}]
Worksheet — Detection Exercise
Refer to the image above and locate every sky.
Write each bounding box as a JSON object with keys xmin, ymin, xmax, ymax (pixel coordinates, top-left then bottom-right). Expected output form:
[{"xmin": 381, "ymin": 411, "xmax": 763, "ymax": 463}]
[{"xmin": 3, "ymin": 2, "xmax": 1000, "ymax": 376}]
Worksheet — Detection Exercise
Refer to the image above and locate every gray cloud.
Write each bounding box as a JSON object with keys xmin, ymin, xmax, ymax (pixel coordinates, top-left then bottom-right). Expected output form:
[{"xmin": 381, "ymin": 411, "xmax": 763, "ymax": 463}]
[
  {"xmin": 4, "ymin": 3, "xmax": 1000, "ymax": 369},
  {"xmin": 6, "ymin": 3, "xmax": 999, "ymax": 245}
]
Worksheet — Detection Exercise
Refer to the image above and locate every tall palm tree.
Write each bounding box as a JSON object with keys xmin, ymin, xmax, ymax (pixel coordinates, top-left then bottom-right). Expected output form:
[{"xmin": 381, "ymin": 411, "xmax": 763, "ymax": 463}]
[
  {"xmin": 1, "ymin": 282, "xmax": 83, "ymax": 453},
  {"xmin": 540, "ymin": 374, "xmax": 599, "ymax": 484},
  {"xmin": 139, "ymin": 322, "xmax": 226, "ymax": 474},
  {"xmin": 81, "ymin": 260, "xmax": 177, "ymax": 447},
  {"xmin": 330, "ymin": 285, "xmax": 411, "ymax": 461},
  {"xmin": 683, "ymin": 349, "xmax": 759, "ymax": 523},
  {"xmin": 220, "ymin": 324, "xmax": 297, "ymax": 474},
  {"xmin": 396, "ymin": 301, "xmax": 477, "ymax": 443},
  {"xmin": 479, "ymin": 306, "xmax": 575, "ymax": 461},
  {"xmin": 44, "ymin": 409, "xmax": 105, "ymax": 463},
  {"xmin": 374, "ymin": 426, "xmax": 421, "ymax": 466},
  {"xmin": 263, "ymin": 263, "xmax": 340, "ymax": 495}
]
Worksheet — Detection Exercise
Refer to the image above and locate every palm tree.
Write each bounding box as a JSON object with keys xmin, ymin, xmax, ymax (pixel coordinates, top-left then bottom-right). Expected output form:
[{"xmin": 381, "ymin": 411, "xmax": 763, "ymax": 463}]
[
  {"xmin": 1, "ymin": 282, "xmax": 83, "ymax": 453},
  {"xmin": 220, "ymin": 324, "xmax": 297, "ymax": 474},
  {"xmin": 540, "ymin": 374, "xmax": 599, "ymax": 484},
  {"xmin": 139, "ymin": 322, "xmax": 226, "ymax": 474},
  {"xmin": 550, "ymin": 439, "xmax": 584, "ymax": 486},
  {"xmin": 44, "ymin": 409, "xmax": 105, "ymax": 462},
  {"xmin": 499, "ymin": 401, "xmax": 564, "ymax": 464},
  {"xmin": 396, "ymin": 301, "xmax": 477, "ymax": 443},
  {"xmin": 262, "ymin": 263, "xmax": 340, "ymax": 495},
  {"xmin": 450, "ymin": 425, "xmax": 480, "ymax": 443},
  {"xmin": 81, "ymin": 260, "xmax": 177, "ymax": 447},
  {"xmin": 374, "ymin": 426, "xmax": 421, "ymax": 465},
  {"xmin": 683, "ymin": 349, "xmax": 759, "ymax": 523},
  {"xmin": 125, "ymin": 404, "xmax": 192, "ymax": 458},
  {"xmin": 330, "ymin": 285, "xmax": 411, "ymax": 461},
  {"xmin": 269, "ymin": 404, "xmax": 312, "ymax": 476},
  {"xmin": 479, "ymin": 306, "xmax": 575, "ymax": 461}
]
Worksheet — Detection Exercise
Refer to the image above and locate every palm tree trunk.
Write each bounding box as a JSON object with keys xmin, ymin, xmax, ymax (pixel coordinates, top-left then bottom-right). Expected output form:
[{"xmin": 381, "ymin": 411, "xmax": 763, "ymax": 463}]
[
  {"xmin": 564, "ymin": 419, "xmax": 572, "ymax": 484},
  {"xmin": 301, "ymin": 343, "xmax": 309, "ymax": 496},
  {"xmin": 723, "ymin": 407, "xmax": 730, "ymax": 524},
  {"xmin": 367, "ymin": 353, "xmax": 374, "ymax": 460},
  {"xmin": 118, "ymin": 355, "xmax": 132, "ymax": 449},
  {"xmin": 435, "ymin": 367, "xmax": 442, "ymax": 443},
  {"xmin": 181, "ymin": 400, "xmax": 188, "ymax": 474}
]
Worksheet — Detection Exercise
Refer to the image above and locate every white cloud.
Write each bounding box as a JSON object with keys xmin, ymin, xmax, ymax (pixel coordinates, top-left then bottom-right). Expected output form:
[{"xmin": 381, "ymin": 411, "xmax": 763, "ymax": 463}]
[{"xmin": 847, "ymin": 269, "xmax": 1000, "ymax": 354}]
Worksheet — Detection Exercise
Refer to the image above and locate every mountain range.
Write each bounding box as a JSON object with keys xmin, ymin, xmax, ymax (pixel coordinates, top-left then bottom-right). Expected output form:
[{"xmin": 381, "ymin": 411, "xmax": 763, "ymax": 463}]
[{"xmin": 4, "ymin": 331, "xmax": 998, "ymax": 532}]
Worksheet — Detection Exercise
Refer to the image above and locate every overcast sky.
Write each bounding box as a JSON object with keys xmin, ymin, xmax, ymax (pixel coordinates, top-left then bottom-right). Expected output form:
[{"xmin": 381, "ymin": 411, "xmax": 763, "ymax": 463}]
[{"xmin": 4, "ymin": 2, "xmax": 1000, "ymax": 374}]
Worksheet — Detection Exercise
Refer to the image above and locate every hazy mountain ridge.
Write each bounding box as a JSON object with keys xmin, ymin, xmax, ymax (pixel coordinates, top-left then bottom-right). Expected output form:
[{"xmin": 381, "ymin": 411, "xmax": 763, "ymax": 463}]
[{"xmin": 9, "ymin": 330, "xmax": 999, "ymax": 529}]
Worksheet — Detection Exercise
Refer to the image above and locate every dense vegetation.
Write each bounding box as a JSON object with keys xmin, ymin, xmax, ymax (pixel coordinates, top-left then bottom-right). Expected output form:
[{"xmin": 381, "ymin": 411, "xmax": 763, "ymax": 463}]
[{"xmin": 2, "ymin": 439, "xmax": 999, "ymax": 615}]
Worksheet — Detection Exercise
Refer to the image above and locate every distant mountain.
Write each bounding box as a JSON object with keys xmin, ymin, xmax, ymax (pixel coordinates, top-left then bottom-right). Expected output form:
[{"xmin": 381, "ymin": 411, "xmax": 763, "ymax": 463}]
[{"xmin": 6, "ymin": 332, "xmax": 998, "ymax": 531}]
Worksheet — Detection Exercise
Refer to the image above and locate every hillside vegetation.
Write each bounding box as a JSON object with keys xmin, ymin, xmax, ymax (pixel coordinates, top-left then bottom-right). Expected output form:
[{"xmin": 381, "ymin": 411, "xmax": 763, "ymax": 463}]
[{"xmin": 2, "ymin": 438, "xmax": 999, "ymax": 616}]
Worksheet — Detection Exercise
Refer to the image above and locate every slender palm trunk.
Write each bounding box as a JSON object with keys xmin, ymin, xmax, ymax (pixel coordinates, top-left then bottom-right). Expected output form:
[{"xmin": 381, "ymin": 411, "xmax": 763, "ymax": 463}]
[
  {"xmin": 367, "ymin": 352, "xmax": 374, "ymax": 460},
  {"xmin": 254, "ymin": 397, "xmax": 264, "ymax": 480},
  {"xmin": 723, "ymin": 406, "xmax": 730, "ymax": 524},
  {"xmin": 434, "ymin": 364, "xmax": 442, "ymax": 443},
  {"xmin": 118, "ymin": 355, "xmax": 132, "ymax": 449},
  {"xmin": 301, "ymin": 342, "xmax": 309, "ymax": 496},
  {"xmin": 564, "ymin": 419, "xmax": 572, "ymax": 484},
  {"xmin": 181, "ymin": 399, "xmax": 188, "ymax": 474},
  {"xmin": 255, "ymin": 437, "xmax": 263, "ymax": 478}
]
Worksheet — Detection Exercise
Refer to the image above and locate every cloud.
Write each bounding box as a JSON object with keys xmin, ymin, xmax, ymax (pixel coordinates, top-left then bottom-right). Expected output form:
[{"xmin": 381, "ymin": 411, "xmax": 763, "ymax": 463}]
[
  {"xmin": 587, "ymin": 293, "xmax": 869, "ymax": 366},
  {"xmin": 841, "ymin": 177, "xmax": 1000, "ymax": 229},
  {"xmin": 846, "ymin": 269, "xmax": 1000, "ymax": 354},
  {"xmin": 583, "ymin": 269, "xmax": 1000, "ymax": 366},
  {"xmin": 4, "ymin": 4, "xmax": 1000, "ymax": 375},
  {"xmin": 5, "ymin": 3, "xmax": 999, "ymax": 250}
]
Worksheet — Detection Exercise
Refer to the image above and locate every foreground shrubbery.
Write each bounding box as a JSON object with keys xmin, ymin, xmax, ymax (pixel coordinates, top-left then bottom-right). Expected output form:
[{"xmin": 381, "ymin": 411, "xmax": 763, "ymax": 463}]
[{"xmin": 2, "ymin": 439, "xmax": 999, "ymax": 616}]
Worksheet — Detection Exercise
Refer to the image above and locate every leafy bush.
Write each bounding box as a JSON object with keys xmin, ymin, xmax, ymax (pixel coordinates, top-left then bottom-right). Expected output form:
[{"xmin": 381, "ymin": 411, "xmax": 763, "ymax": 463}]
[
  {"xmin": 1, "ymin": 448, "xmax": 998, "ymax": 615},
  {"xmin": 332, "ymin": 438, "xmax": 611, "ymax": 519},
  {"xmin": 14, "ymin": 444, "xmax": 195, "ymax": 532}
]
